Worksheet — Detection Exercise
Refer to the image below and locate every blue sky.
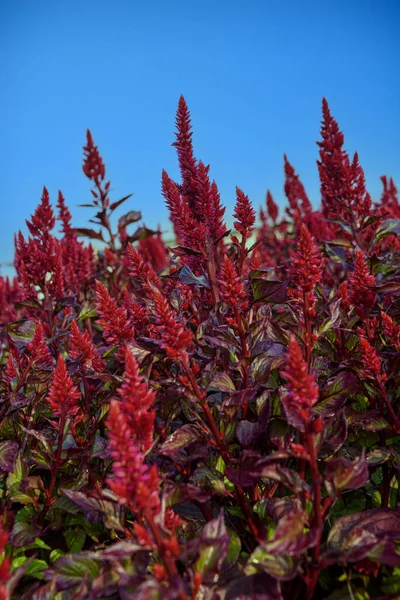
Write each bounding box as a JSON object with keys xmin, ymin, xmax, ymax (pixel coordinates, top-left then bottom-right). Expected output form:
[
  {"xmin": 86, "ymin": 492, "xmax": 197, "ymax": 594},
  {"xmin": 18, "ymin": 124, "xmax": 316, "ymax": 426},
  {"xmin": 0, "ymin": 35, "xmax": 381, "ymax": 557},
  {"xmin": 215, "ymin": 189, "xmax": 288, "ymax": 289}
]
[{"xmin": 1, "ymin": 0, "xmax": 399, "ymax": 267}]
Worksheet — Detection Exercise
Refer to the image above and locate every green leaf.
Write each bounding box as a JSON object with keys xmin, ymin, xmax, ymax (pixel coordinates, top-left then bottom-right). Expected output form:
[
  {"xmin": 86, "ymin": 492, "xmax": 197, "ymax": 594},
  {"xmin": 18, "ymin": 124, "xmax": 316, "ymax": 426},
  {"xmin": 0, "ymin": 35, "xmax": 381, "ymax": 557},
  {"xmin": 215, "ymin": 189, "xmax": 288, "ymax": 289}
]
[
  {"xmin": 65, "ymin": 529, "xmax": 86, "ymax": 553},
  {"xmin": 246, "ymin": 547, "xmax": 300, "ymax": 581},
  {"xmin": 160, "ymin": 424, "xmax": 204, "ymax": 457}
]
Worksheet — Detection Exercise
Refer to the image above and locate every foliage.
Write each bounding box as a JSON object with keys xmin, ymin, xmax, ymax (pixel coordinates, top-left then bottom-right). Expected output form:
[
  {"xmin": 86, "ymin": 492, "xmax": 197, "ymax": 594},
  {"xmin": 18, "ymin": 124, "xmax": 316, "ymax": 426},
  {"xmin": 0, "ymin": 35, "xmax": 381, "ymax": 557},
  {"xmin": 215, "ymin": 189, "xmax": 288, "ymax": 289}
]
[{"xmin": 0, "ymin": 97, "xmax": 399, "ymax": 599}]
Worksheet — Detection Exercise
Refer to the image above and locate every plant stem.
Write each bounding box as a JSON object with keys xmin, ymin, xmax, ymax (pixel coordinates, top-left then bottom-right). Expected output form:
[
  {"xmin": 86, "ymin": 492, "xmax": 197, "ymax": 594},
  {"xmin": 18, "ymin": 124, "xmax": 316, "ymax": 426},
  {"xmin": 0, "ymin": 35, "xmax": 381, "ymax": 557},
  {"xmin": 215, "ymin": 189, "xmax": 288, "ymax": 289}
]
[{"xmin": 305, "ymin": 423, "xmax": 323, "ymax": 600}]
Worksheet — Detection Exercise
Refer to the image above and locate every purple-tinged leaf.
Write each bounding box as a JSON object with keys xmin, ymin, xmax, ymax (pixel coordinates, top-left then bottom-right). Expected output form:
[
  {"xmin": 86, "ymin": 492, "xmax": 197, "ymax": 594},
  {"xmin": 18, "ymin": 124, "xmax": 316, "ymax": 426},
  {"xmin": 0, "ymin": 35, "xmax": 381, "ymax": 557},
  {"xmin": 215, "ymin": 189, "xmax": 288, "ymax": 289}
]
[
  {"xmin": 109, "ymin": 194, "xmax": 133, "ymax": 212},
  {"xmin": 195, "ymin": 511, "xmax": 231, "ymax": 582},
  {"xmin": 251, "ymin": 278, "xmax": 289, "ymax": 304},
  {"xmin": 314, "ymin": 371, "xmax": 358, "ymax": 416},
  {"xmin": 325, "ymin": 452, "xmax": 369, "ymax": 494},
  {"xmin": 373, "ymin": 218, "xmax": 400, "ymax": 243},
  {"xmin": 170, "ymin": 245, "xmax": 203, "ymax": 257},
  {"xmin": 224, "ymin": 388, "xmax": 257, "ymax": 408},
  {"xmin": 246, "ymin": 547, "xmax": 300, "ymax": 581},
  {"xmin": 10, "ymin": 520, "xmax": 42, "ymax": 548},
  {"xmin": 347, "ymin": 409, "xmax": 390, "ymax": 431},
  {"xmin": 159, "ymin": 424, "xmax": 204, "ymax": 457},
  {"xmin": 318, "ymin": 410, "xmax": 347, "ymax": 458},
  {"xmin": 75, "ymin": 228, "xmax": 104, "ymax": 241},
  {"xmin": 7, "ymin": 320, "xmax": 37, "ymax": 344},
  {"xmin": 209, "ymin": 372, "xmax": 235, "ymax": 393},
  {"xmin": 0, "ymin": 440, "xmax": 19, "ymax": 472},
  {"xmin": 256, "ymin": 463, "xmax": 312, "ymax": 496},
  {"xmin": 225, "ymin": 573, "xmax": 283, "ymax": 600},
  {"xmin": 45, "ymin": 554, "xmax": 100, "ymax": 591},
  {"xmin": 118, "ymin": 210, "xmax": 142, "ymax": 229},
  {"xmin": 179, "ymin": 264, "xmax": 209, "ymax": 288}
]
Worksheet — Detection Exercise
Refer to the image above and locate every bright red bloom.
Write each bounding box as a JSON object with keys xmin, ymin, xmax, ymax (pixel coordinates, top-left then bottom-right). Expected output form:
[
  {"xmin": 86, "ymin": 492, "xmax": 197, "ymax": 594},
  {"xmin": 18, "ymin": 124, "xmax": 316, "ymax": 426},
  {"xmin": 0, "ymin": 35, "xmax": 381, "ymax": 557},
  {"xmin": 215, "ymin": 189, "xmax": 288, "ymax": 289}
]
[
  {"xmin": 359, "ymin": 336, "xmax": 382, "ymax": 379},
  {"xmin": 172, "ymin": 95, "xmax": 199, "ymax": 215},
  {"xmin": 106, "ymin": 399, "xmax": 160, "ymax": 514},
  {"xmin": 219, "ymin": 255, "xmax": 247, "ymax": 307},
  {"xmin": 115, "ymin": 350, "xmax": 156, "ymax": 452},
  {"xmin": 284, "ymin": 155, "xmax": 312, "ymax": 225},
  {"xmin": 95, "ymin": 281, "xmax": 134, "ymax": 346},
  {"xmin": 233, "ymin": 187, "xmax": 256, "ymax": 240},
  {"xmin": 349, "ymin": 251, "xmax": 376, "ymax": 319},
  {"xmin": 151, "ymin": 287, "xmax": 192, "ymax": 361},
  {"xmin": 69, "ymin": 320, "xmax": 105, "ymax": 373},
  {"xmin": 126, "ymin": 243, "xmax": 157, "ymax": 283},
  {"xmin": 281, "ymin": 336, "xmax": 319, "ymax": 422},
  {"xmin": 381, "ymin": 311, "xmax": 400, "ymax": 351},
  {"xmin": 47, "ymin": 355, "xmax": 80, "ymax": 418},
  {"xmin": 27, "ymin": 322, "xmax": 53, "ymax": 368},
  {"xmin": 290, "ymin": 224, "xmax": 323, "ymax": 304},
  {"xmin": 82, "ymin": 129, "xmax": 106, "ymax": 185},
  {"xmin": 26, "ymin": 186, "xmax": 56, "ymax": 238},
  {"xmin": 138, "ymin": 231, "xmax": 168, "ymax": 274},
  {"xmin": 266, "ymin": 190, "xmax": 279, "ymax": 222}
]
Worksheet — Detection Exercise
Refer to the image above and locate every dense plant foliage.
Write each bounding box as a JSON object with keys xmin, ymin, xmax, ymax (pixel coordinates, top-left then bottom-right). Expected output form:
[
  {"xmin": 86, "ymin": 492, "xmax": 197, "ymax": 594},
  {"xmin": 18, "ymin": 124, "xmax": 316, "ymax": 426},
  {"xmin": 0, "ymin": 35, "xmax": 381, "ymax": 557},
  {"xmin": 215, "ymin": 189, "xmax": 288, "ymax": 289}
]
[{"xmin": 0, "ymin": 97, "xmax": 400, "ymax": 599}]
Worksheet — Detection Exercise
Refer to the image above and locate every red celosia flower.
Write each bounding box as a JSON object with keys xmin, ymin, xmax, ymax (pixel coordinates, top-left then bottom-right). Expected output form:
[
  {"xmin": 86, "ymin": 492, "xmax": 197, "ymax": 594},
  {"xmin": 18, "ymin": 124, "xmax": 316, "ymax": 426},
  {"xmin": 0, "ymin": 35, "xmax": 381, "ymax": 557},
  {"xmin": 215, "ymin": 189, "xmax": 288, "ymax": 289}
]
[
  {"xmin": 290, "ymin": 225, "xmax": 323, "ymax": 294},
  {"xmin": 337, "ymin": 281, "xmax": 351, "ymax": 313},
  {"xmin": 27, "ymin": 322, "xmax": 53, "ymax": 368},
  {"xmin": 0, "ymin": 521, "xmax": 10, "ymax": 589},
  {"xmin": 233, "ymin": 187, "xmax": 256, "ymax": 241},
  {"xmin": 106, "ymin": 399, "xmax": 160, "ymax": 513},
  {"xmin": 82, "ymin": 130, "xmax": 105, "ymax": 185},
  {"xmin": 266, "ymin": 190, "xmax": 279, "ymax": 222},
  {"xmin": 172, "ymin": 95, "xmax": 199, "ymax": 215},
  {"xmin": 138, "ymin": 230, "xmax": 168, "ymax": 274},
  {"xmin": 126, "ymin": 243, "xmax": 157, "ymax": 283},
  {"xmin": 348, "ymin": 251, "xmax": 376, "ymax": 319},
  {"xmin": 115, "ymin": 350, "xmax": 156, "ymax": 452},
  {"xmin": 57, "ymin": 191, "xmax": 74, "ymax": 237},
  {"xmin": 69, "ymin": 320, "xmax": 105, "ymax": 373},
  {"xmin": 281, "ymin": 336, "xmax": 319, "ymax": 424},
  {"xmin": 151, "ymin": 287, "xmax": 192, "ymax": 361},
  {"xmin": 317, "ymin": 99, "xmax": 371, "ymax": 229},
  {"xmin": 195, "ymin": 161, "xmax": 226, "ymax": 242},
  {"xmin": 219, "ymin": 255, "xmax": 247, "ymax": 307},
  {"xmin": 284, "ymin": 155, "xmax": 312, "ymax": 226},
  {"xmin": 359, "ymin": 336, "xmax": 383, "ymax": 380},
  {"xmin": 47, "ymin": 355, "xmax": 80, "ymax": 418},
  {"xmin": 95, "ymin": 281, "xmax": 134, "ymax": 346},
  {"xmin": 381, "ymin": 311, "xmax": 400, "ymax": 351},
  {"xmin": 26, "ymin": 186, "xmax": 56, "ymax": 238}
]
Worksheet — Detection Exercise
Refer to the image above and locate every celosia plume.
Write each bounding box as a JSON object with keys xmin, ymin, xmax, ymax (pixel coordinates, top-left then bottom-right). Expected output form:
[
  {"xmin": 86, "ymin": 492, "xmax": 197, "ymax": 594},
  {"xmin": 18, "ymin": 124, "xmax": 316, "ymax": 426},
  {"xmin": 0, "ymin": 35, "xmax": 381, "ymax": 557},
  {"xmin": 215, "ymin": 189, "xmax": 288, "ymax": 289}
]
[
  {"xmin": 266, "ymin": 190, "xmax": 279, "ymax": 222},
  {"xmin": 27, "ymin": 322, "xmax": 53, "ymax": 368},
  {"xmin": 359, "ymin": 336, "xmax": 383, "ymax": 380},
  {"xmin": 95, "ymin": 281, "xmax": 134, "ymax": 346},
  {"xmin": 151, "ymin": 287, "xmax": 192, "ymax": 361},
  {"xmin": 233, "ymin": 187, "xmax": 256, "ymax": 240},
  {"xmin": 281, "ymin": 336, "xmax": 319, "ymax": 425},
  {"xmin": 290, "ymin": 225, "xmax": 323, "ymax": 295},
  {"xmin": 219, "ymin": 255, "xmax": 247, "ymax": 307},
  {"xmin": 82, "ymin": 129, "xmax": 106, "ymax": 186},
  {"xmin": 349, "ymin": 251, "xmax": 376, "ymax": 319},
  {"xmin": 47, "ymin": 355, "xmax": 80, "ymax": 418},
  {"xmin": 69, "ymin": 319, "xmax": 105, "ymax": 373}
]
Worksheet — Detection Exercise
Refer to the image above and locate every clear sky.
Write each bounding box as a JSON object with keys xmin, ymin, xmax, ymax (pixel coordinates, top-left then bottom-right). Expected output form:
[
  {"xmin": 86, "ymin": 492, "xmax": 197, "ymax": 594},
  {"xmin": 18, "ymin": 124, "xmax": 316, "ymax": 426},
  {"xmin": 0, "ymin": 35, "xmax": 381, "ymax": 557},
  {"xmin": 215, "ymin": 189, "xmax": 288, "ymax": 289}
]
[{"xmin": 1, "ymin": 0, "xmax": 399, "ymax": 267}]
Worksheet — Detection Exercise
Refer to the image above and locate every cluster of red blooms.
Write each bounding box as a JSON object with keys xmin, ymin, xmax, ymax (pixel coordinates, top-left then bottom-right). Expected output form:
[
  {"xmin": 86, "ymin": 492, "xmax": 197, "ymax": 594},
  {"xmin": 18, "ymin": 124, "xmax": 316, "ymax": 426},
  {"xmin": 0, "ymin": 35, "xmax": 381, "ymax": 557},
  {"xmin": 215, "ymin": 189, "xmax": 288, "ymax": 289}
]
[
  {"xmin": 289, "ymin": 224, "xmax": 323, "ymax": 316},
  {"xmin": 46, "ymin": 355, "xmax": 81, "ymax": 419},
  {"xmin": 281, "ymin": 336, "xmax": 319, "ymax": 426},
  {"xmin": 348, "ymin": 251, "xmax": 376, "ymax": 320}
]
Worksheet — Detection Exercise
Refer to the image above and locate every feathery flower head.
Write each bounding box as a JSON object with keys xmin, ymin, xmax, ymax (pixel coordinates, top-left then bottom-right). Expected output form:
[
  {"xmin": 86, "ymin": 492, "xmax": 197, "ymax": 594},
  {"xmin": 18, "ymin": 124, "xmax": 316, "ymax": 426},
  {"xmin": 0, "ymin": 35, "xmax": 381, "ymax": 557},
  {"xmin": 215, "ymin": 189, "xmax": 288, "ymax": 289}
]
[
  {"xmin": 233, "ymin": 188, "xmax": 256, "ymax": 240},
  {"xmin": 359, "ymin": 336, "xmax": 383, "ymax": 380},
  {"xmin": 349, "ymin": 251, "xmax": 376, "ymax": 319},
  {"xmin": 57, "ymin": 191, "xmax": 74, "ymax": 237},
  {"xmin": 27, "ymin": 322, "xmax": 53, "ymax": 368},
  {"xmin": 219, "ymin": 255, "xmax": 246, "ymax": 307},
  {"xmin": 116, "ymin": 350, "xmax": 156, "ymax": 452},
  {"xmin": 126, "ymin": 243, "xmax": 157, "ymax": 283},
  {"xmin": 151, "ymin": 287, "xmax": 192, "ymax": 361},
  {"xmin": 266, "ymin": 190, "xmax": 279, "ymax": 222},
  {"xmin": 95, "ymin": 281, "xmax": 134, "ymax": 346},
  {"xmin": 106, "ymin": 399, "xmax": 160, "ymax": 513},
  {"xmin": 26, "ymin": 186, "xmax": 56, "ymax": 239},
  {"xmin": 47, "ymin": 355, "xmax": 80, "ymax": 418},
  {"xmin": 281, "ymin": 336, "xmax": 319, "ymax": 424},
  {"xmin": 172, "ymin": 95, "xmax": 198, "ymax": 212},
  {"xmin": 82, "ymin": 129, "xmax": 106, "ymax": 185},
  {"xmin": 69, "ymin": 319, "xmax": 105, "ymax": 373},
  {"xmin": 284, "ymin": 156, "xmax": 312, "ymax": 218},
  {"xmin": 290, "ymin": 224, "xmax": 323, "ymax": 294}
]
